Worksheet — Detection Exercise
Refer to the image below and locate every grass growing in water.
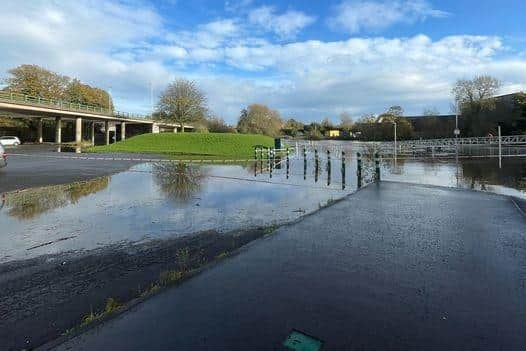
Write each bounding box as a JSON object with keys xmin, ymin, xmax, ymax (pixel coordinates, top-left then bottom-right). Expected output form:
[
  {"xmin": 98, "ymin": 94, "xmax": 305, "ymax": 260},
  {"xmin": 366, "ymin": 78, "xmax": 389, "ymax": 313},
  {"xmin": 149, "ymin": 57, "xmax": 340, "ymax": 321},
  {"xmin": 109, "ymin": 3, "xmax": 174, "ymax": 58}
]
[{"xmin": 86, "ymin": 133, "xmax": 274, "ymax": 160}]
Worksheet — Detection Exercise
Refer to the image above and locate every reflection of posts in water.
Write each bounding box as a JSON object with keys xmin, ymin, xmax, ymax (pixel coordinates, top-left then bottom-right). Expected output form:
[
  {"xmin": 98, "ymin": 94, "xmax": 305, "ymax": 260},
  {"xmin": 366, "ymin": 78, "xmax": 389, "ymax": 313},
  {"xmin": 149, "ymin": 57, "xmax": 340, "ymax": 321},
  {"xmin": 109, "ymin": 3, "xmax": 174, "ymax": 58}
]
[
  {"xmin": 0, "ymin": 194, "xmax": 5, "ymax": 212},
  {"xmin": 254, "ymin": 147, "xmax": 258, "ymax": 177},
  {"xmin": 498, "ymin": 126, "xmax": 502, "ymax": 168},
  {"xmin": 266, "ymin": 147, "xmax": 271, "ymax": 175},
  {"xmin": 357, "ymin": 152, "xmax": 362, "ymax": 188},
  {"xmin": 341, "ymin": 151, "xmax": 346, "ymax": 190},
  {"xmin": 314, "ymin": 149, "xmax": 319, "ymax": 183},
  {"xmin": 275, "ymin": 155, "xmax": 282, "ymax": 170},
  {"xmin": 374, "ymin": 153, "xmax": 381, "ymax": 182},
  {"xmin": 303, "ymin": 146, "xmax": 307, "ymax": 180},
  {"xmin": 269, "ymin": 149, "xmax": 273, "ymax": 178},
  {"xmin": 260, "ymin": 147, "xmax": 264, "ymax": 172},
  {"xmin": 327, "ymin": 150, "xmax": 331, "ymax": 186},
  {"xmin": 286, "ymin": 148, "xmax": 290, "ymax": 179}
]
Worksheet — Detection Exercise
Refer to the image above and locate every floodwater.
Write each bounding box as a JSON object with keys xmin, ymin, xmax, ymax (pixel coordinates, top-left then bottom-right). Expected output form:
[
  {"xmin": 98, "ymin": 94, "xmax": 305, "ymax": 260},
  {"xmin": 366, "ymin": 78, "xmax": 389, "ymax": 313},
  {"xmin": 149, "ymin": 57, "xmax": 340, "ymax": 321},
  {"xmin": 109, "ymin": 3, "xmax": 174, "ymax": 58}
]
[
  {"xmin": 293, "ymin": 140, "xmax": 526, "ymax": 198},
  {"xmin": 0, "ymin": 160, "xmax": 350, "ymax": 263},
  {"xmin": 1, "ymin": 147, "xmax": 525, "ymax": 263}
]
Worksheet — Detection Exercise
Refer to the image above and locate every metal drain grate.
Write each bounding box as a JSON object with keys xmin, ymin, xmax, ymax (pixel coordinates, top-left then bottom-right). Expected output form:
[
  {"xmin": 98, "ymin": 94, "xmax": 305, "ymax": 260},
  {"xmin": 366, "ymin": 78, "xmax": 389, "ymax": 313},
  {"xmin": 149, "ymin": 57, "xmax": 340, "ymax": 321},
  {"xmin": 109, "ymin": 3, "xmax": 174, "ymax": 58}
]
[{"xmin": 283, "ymin": 329, "xmax": 324, "ymax": 351}]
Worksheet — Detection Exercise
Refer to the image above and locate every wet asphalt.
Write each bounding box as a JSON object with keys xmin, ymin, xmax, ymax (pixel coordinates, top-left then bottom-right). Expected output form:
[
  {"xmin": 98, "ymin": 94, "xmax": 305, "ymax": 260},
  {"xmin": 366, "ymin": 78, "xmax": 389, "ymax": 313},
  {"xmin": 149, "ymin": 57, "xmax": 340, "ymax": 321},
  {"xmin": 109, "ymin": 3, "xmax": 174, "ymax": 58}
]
[
  {"xmin": 51, "ymin": 182, "xmax": 526, "ymax": 351},
  {"xmin": 0, "ymin": 145, "xmax": 152, "ymax": 192}
]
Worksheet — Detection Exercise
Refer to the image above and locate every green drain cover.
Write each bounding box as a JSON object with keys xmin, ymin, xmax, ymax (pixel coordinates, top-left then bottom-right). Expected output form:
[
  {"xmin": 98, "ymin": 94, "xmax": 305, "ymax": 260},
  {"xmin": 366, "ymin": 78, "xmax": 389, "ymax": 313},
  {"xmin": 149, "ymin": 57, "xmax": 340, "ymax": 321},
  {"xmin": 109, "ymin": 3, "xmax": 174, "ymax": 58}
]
[{"xmin": 283, "ymin": 329, "xmax": 324, "ymax": 351}]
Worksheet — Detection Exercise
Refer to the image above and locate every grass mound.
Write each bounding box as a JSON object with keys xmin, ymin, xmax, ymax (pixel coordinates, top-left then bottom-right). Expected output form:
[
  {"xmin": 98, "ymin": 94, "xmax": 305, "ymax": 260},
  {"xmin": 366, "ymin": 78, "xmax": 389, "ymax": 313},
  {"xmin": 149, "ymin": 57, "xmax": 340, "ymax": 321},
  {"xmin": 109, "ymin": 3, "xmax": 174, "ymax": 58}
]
[{"xmin": 86, "ymin": 132, "xmax": 274, "ymax": 159}]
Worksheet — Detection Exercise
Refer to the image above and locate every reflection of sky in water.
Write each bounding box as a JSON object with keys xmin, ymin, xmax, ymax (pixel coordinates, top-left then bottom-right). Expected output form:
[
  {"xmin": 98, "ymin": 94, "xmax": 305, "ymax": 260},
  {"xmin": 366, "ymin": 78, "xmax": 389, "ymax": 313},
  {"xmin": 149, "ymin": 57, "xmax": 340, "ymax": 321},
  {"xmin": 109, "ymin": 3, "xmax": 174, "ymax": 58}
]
[
  {"xmin": 1, "ymin": 154, "xmax": 525, "ymax": 263},
  {"xmin": 382, "ymin": 157, "xmax": 526, "ymax": 198},
  {"xmin": 0, "ymin": 161, "xmax": 349, "ymax": 263}
]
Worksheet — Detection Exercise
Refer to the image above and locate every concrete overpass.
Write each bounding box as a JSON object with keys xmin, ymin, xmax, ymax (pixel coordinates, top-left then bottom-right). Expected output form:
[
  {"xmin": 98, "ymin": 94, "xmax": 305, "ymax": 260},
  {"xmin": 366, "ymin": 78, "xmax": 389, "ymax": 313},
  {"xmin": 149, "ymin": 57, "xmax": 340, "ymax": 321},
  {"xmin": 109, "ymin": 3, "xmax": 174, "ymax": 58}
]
[{"xmin": 0, "ymin": 91, "xmax": 193, "ymax": 145}]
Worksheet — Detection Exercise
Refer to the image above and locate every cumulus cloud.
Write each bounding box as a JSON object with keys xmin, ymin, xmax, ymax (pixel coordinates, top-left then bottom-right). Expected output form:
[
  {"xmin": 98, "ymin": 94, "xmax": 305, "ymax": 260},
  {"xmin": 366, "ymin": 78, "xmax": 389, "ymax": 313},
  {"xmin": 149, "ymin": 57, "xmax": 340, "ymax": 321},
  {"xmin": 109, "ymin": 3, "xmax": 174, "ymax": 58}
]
[
  {"xmin": 0, "ymin": 0, "xmax": 525, "ymax": 123},
  {"xmin": 328, "ymin": 0, "xmax": 449, "ymax": 34},
  {"xmin": 248, "ymin": 6, "xmax": 316, "ymax": 39}
]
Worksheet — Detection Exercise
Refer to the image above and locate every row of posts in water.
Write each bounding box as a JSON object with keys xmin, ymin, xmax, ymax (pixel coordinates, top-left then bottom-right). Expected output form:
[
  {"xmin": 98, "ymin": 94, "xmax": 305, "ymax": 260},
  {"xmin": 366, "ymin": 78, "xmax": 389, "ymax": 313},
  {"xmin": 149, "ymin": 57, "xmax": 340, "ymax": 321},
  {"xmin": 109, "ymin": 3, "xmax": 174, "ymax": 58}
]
[{"xmin": 254, "ymin": 146, "xmax": 381, "ymax": 190}]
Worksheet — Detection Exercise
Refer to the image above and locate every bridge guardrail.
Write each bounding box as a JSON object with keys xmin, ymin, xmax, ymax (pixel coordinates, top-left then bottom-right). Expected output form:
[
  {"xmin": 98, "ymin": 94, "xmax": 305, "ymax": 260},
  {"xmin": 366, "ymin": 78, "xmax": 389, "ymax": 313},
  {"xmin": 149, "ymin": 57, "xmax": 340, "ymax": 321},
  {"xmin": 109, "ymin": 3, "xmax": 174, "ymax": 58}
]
[{"xmin": 0, "ymin": 90, "xmax": 147, "ymax": 120}]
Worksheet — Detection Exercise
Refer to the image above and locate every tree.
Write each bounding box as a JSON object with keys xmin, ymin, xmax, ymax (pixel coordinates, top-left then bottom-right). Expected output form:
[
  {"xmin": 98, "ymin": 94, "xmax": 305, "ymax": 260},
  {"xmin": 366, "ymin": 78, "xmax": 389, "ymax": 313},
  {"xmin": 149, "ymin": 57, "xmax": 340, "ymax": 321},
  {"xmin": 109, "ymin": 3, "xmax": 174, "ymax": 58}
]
[
  {"xmin": 376, "ymin": 113, "xmax": 413, "ymax": 140},
  {"xmin": 237, "ymin": 104, "xmax": 282, "ymax": 136},
  {"xmin": 282, "ymin": 118, "xmax": 304, "ymax": 137},
  {"xmin": 156, "ymin": 79, "xmax": 207, "ymax": 131},
  {"xmin": 206, "ymin": 116, "xmax": 235, "ymax": 133},
  {"xmin": 452, "ymin": 75, "xmax": 501, "ymax": 136},
  {"xmin": 4, "ymin": 64, "xmax": 113, "ymax": 109},
  {"xmin": 319, "ymin": 117, "xmax": 334, "ymax": 134},
  {"xmin": 357, "ymin": 114, "xmax": 377, "ymax": 123},
  {"xmin": 423, "ymin": 107, "xmax": 439, "ymax": 117},
  {"xmin": 339, "ymin": 112, "xmax": 353, "ymax": 133},
  {"xmin": 387, "ymin": 105, "xmax": 404, "ymax": 117},
  {"xmin": 65, "ymin": 79, "xmax": 113, "ymax": 109},
  {"xmin": 4, "ymin": 64, "xmax": 69, "ymax": 99},
  {"xmin": 353, "ymin": 110, "xmax": 413, "ymax": 141}
]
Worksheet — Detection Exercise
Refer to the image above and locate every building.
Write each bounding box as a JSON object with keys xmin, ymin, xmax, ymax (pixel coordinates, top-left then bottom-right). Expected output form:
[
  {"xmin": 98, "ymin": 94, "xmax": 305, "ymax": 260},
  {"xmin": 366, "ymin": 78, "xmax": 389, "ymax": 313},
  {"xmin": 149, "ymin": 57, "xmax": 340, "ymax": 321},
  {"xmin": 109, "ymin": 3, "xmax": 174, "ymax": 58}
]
[
  {"xmin": 328, "ymin": 129, "xmax": 341, "ymax": 138},
  {"xmin": 405, "ymin": 114, "xmax": 457, "ymax": 139}
]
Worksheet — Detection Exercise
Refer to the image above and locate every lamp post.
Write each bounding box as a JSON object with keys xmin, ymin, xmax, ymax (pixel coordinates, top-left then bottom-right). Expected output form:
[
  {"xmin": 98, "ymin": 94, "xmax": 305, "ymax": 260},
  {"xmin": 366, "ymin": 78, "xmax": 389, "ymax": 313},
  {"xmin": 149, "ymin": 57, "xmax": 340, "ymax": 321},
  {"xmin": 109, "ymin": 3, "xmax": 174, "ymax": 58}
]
[
  {"xmin": 454, "ymin": 101, "xmax": 460, "ymax": 186},
  {"xmin": 392, "ymin": 121, "xmax": 397, "ymax": 160}
]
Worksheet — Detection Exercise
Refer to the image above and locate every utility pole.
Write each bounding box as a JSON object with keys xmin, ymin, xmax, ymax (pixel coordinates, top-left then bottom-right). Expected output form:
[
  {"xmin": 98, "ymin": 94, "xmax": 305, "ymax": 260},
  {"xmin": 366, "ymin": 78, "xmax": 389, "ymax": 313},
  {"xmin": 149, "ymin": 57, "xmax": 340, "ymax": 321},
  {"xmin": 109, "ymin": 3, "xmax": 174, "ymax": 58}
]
[
  {"xmin": 454, "ymin": 101, "xmax": 460, "ymax": 159},
  {"xmin": 393, "ymin": 121, "xmax": 397, "ymax": 159}
]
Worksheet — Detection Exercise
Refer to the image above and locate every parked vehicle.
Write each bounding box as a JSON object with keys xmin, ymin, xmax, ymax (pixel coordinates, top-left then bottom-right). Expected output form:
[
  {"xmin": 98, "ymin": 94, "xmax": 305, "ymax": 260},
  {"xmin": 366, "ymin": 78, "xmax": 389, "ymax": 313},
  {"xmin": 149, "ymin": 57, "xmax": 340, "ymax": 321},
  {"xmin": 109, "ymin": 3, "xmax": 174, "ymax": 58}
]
[
  {"xmin": 0, "ymin": 136, "xmax": 21, "ymax": 146},
  {"xmin": 0, "ymin": 144, "xmax": 7, "ymax": 168}
]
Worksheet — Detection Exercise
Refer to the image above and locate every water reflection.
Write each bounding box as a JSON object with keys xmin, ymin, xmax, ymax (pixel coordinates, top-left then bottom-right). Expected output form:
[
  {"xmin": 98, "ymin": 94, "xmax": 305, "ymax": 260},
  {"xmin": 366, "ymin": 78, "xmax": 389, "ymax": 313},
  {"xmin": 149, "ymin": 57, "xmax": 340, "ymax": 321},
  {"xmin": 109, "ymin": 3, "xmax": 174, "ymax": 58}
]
[
  {"xmin": 382, "ymin": 157, "xmax": 526, "ymax": 197},
  {"xmin": 152, "ymin": 162, "xmax": 204, "ymax": 203},
  {"xmin": 2, "ymin": 177, "xmax": 109, "ymax": 219},
  {"xmin": 0, "ymin": 162, "xmax": 347, "ymax": 263},
  {"xmin": 56, "ymin": 145, "xmax": 82, "ymax": 153}
]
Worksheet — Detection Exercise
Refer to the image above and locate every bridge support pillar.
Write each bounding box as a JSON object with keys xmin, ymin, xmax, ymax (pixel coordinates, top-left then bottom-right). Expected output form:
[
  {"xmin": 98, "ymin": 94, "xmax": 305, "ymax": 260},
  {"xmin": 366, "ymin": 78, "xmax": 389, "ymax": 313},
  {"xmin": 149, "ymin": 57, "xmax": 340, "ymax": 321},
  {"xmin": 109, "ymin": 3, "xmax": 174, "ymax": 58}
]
[
  {"xmin": 75, "ymin": 117, "xmax": 82, "ymax": 145},
  {"xmin": 151, "ymin": 123, "xmax": 160, "ymax": 134},
  {"xmin": 90, "ymin": 122, "xmax": 95, "ymax": 146},
  {"xmin": 105, "ymin": 120, "xmax": 110, "ymax": 145},
  {"xmin": 55, "ymin": 117, "xmax": 62, "ymax": 144},
  {"xmin": 37, "ymin": 118, "xmax": 43, "ymax": 143},
  {"xmin": 173, "ymin": 127, "xmax": 177, "ymax": 133},
  {"xmin": 121, "ymin": 122, "xmax": 126, "ymax": 141}
]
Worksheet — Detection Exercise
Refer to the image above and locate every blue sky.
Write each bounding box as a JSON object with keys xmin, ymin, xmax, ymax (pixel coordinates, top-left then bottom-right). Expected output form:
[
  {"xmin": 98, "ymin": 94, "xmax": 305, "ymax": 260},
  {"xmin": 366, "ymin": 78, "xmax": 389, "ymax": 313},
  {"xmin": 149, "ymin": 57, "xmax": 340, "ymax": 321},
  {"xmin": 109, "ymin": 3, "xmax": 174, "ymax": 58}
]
[{"xmin": 0, "ymin": 0, "xmax": 525, "ymax": 123}]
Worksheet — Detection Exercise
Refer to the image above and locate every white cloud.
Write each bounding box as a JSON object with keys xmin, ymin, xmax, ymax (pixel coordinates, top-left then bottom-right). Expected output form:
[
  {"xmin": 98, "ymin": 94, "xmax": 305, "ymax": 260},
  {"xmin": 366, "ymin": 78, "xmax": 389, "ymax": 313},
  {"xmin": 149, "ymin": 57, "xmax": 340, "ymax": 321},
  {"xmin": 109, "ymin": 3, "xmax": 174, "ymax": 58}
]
[
  {"xmin": 0, "ymin": 0, "xmax": 525, "ymax": 124},
  {"xmin": 329, "ymin": 0, "xmax": 449, "ymax": 34},
  {"xmin": 225, "ymin": 0, "xmax": 253, "ymax": 13},
  {"xmin": 248, "ymin": 6, "xmax": 316, "ymax": 39}
]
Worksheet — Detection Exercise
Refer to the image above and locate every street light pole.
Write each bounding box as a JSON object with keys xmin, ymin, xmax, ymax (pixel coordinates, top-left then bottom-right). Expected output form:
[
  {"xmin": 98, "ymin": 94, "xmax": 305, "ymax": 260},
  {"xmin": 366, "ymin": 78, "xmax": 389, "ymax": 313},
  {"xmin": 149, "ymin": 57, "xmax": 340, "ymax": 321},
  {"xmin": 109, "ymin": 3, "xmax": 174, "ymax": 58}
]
[{"xmin": 393, "ymin": 121, "xmax": 397, "ymax": 160}]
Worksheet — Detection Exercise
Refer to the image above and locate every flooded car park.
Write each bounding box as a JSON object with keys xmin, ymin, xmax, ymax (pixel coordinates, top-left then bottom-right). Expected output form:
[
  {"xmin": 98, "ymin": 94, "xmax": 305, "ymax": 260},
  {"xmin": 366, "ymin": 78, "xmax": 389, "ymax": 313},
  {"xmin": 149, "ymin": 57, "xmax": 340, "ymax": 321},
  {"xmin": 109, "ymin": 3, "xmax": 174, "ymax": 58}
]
[
  {"xmin": 1, "ymin": 149, "xmax": 525, "ymax": 263},
  {"xmin": 1, "ymin": 147, "xmax": 525, "ymax": 351},
  {"xmin": 0, "ymin": 161, "xmax": 350, "ymax": 263}
]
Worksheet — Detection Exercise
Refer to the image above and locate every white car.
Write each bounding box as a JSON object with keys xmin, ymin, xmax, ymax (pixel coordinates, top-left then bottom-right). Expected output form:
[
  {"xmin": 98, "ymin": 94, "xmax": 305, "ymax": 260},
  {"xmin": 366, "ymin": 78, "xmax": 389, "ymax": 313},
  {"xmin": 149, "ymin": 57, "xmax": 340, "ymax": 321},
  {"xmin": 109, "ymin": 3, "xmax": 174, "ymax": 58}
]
[
  {"xmin": 0, "ymin": 144, "xmax": 7, "ymax": 168},
  {"xmin": 0, "ymin": 136, "xmax": 21, "ymax": 146}
]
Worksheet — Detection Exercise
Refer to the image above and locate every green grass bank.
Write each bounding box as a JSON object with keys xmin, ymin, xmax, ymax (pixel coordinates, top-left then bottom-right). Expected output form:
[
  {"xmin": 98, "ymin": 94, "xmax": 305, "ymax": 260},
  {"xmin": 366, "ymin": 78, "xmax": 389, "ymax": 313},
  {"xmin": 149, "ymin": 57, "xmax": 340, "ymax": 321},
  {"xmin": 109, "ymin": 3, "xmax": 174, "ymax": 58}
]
[{"xmin": 86, "ymin": 133, "xmax": 274, "ymax": 159}]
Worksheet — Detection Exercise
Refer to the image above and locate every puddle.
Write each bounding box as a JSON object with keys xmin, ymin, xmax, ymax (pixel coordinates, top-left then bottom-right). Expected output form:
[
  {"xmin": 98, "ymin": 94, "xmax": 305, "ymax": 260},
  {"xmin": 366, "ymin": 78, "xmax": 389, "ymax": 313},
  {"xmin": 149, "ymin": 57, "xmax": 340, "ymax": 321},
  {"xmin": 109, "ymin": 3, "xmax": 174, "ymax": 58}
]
[
  {"xmin": 0, "ymin": 159, "xmax": 352, "ymax": 263},
  {"xmin": 381, "ymin": 157, "xmax": 526, "ymax": 198},
  {"xmin": 1, "ymin": 148, "xmax": 524, "ymax": 264}
]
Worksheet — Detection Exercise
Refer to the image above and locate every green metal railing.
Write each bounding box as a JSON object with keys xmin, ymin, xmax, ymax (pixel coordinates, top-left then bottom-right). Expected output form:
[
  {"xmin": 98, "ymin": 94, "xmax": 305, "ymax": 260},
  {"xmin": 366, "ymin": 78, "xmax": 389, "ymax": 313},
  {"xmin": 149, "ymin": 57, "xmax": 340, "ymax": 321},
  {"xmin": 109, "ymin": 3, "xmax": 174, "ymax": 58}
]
[{"xmin": 0, "ymin": 90, "xmax": 147, "ymax": 119}]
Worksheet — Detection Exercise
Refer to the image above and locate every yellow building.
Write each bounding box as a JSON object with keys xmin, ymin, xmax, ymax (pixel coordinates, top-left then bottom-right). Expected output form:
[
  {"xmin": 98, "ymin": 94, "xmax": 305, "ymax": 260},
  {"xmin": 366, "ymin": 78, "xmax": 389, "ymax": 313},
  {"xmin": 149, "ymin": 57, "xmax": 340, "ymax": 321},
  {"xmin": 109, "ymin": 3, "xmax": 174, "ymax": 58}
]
[{"xmin": 328, "ymin": 130, "xmax": 340, "ymax": 138}]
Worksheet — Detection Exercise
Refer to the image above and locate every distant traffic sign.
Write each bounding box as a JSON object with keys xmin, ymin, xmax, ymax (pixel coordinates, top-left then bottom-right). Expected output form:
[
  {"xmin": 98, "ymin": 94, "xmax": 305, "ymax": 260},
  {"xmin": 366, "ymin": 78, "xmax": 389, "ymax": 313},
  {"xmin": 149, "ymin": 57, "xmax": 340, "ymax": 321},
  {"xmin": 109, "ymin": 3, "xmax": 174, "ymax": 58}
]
[{"xmin": 454, "ymin": 128, "xmax": 460, "ymax": 136}]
